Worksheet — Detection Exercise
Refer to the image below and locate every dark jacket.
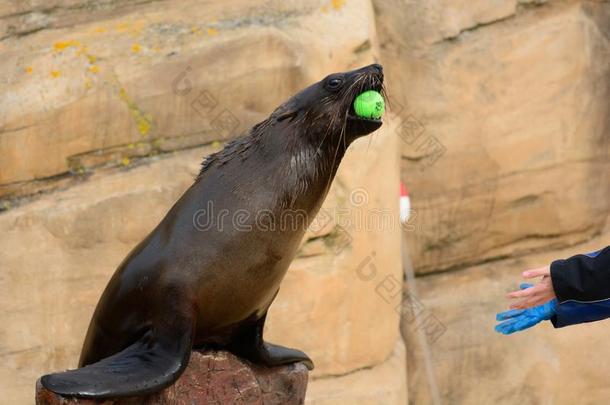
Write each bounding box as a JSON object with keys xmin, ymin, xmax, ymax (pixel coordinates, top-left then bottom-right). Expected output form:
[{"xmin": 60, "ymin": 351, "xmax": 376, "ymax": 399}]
[{"xmin": 550, "ymin": 246, "xmax": 610, "ymax": 327}]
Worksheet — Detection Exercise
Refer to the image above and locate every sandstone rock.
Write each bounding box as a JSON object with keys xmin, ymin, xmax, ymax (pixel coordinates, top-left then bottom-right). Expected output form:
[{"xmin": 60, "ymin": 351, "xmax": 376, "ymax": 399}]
[
  {"xmin": 403, "ymin": 228, "xmax": 610, "ymax": 404},
  {"xmin": 375, "ymin": 0, "xmax": 610, "ymax": 274},
  {"xmin": 35, "ymin": 350, "xmax": 308, "ymax": 405},
  {"xmin": 373, "ymin": 0, "xmax": 554, "ymax": 47},
  {"xmin": 0, "ymin": 0, "xmax": 379, "ymax": 194},
  {"xmin": 306, "ymin": 339, "xmax": 407, "ymax": 405},
  {"xmin": 0, "ymin": 113, "xmax": 401, "ymax": 403}
]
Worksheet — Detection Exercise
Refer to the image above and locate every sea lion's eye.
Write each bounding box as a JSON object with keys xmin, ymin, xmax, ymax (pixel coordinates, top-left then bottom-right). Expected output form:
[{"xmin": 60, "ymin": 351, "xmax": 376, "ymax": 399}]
[{"xmin": 327, "ymin": 78, "xmax": 343, "ymax": 89}]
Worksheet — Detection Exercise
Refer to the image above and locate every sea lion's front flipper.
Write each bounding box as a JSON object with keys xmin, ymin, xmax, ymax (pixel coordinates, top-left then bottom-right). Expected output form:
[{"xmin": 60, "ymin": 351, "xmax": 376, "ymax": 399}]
[
  {"xmin": 40, "ymin": 319, "xmax": 193, "ymax": 398},
  {"xmin": 228, "ymin": 312, "xmax": 314, "ymax": 370}
]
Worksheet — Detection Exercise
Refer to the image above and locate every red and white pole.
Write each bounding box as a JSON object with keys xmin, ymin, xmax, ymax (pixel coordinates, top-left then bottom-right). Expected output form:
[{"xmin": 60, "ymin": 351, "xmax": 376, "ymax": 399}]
[{"xmin": 399, "ymin": 182, "xmax": 410, "ymax": 224}]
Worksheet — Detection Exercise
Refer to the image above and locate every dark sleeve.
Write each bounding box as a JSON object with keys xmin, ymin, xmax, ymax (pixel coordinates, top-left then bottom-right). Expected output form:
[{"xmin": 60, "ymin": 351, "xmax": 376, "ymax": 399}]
[
  {"xmin": 551, "ymin": 300, "xmax": 610, "ymax": 328},
  {"xmin": 551, "ymin": 246, "xmax": 610, "ymax": 303}
]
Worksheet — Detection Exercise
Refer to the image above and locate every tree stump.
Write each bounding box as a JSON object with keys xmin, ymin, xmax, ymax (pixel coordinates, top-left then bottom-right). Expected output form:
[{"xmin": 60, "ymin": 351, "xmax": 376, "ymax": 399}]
[{"xmin": 36, "ymin": 350, "xmax": 309, "ymax": 405}]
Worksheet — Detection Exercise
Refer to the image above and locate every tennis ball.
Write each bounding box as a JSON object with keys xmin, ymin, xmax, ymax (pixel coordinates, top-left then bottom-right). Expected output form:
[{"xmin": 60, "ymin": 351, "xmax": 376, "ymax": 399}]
[{"xmin": 353, "ymin": 90, "xmax": 385, "ymax": 119}]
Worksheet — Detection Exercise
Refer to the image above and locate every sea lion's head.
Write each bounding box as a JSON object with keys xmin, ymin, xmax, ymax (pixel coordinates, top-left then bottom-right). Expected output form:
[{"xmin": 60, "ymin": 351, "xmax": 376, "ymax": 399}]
[
  {"xmin": 198, "ymin": 65, "xmax": 386, "ymax": 202},
  {"xmin": 273, "ymin": 64, "xmax": 386, "ymax": 145}
]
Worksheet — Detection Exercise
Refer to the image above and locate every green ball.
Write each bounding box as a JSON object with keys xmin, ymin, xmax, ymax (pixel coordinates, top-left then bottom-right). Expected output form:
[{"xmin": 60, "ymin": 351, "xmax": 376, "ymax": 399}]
[{"xmin": 353, "ymin": 90, "xmax": 385, "ymax": 119}]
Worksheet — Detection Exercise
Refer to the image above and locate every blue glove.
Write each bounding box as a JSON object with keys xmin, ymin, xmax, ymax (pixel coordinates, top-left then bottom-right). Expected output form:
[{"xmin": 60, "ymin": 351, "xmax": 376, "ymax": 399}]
[{"xmin": 495, "ymin": 283, "xmax": 557, "ymax": 335}]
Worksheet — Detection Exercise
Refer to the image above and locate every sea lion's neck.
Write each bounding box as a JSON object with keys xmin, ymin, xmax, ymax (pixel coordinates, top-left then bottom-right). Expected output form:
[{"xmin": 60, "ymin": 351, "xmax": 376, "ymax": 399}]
[
  {"xmin": 197, "ymin": 119, "xmax": 348, "ymax": 214},
  {"xmin": 261, "ymin": 123, "xmax": 348, "ymax": 213}
]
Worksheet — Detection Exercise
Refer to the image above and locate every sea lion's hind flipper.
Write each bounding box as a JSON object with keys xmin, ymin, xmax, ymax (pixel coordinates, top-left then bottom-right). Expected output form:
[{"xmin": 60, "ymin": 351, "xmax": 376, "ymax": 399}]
[
  {"xmin": 41, "ymin": 324, "xmax": 193, "ymax": 398},
  {"xmin": 262, "ymin": 342, "xmax": 314, "ymax": 370},
  {"xmin": 228, "ymin": 312, "xmax": 314, "ymax": 370}
]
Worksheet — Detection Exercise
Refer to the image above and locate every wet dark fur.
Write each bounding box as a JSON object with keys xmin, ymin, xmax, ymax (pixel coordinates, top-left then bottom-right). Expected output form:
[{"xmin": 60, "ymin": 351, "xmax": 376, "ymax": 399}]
[{"xmin": 40, "ymin": 64, "xmax": 385, "ymax": 399}]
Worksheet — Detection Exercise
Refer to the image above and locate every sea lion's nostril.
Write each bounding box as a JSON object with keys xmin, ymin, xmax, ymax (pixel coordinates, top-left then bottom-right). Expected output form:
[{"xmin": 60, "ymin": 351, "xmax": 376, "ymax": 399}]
[{"xmin": 371, "ymin": 64, "xmax": 383, "ymax": 75}]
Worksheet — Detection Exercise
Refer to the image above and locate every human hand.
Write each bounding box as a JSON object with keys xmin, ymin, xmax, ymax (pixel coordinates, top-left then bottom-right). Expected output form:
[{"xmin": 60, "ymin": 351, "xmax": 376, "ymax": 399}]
[
  {"xmin": 495, "ymin": 283, "xmax": 557, "ymax": 334},
  {"xmin": 506, "ymin": 266, "xmax": 556, "ymax": 309}
]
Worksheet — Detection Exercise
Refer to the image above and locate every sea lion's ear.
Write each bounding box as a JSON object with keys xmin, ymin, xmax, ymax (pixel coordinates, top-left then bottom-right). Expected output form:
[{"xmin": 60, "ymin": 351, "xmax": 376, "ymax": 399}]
[{"xmin": 276, "ymin": 110, "xmax": 298, "ymax": 122}]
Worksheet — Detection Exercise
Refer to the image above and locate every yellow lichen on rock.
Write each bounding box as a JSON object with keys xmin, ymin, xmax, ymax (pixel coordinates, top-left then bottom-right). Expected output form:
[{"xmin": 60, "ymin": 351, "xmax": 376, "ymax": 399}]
[
  {"xmin": 331, "ymin": 0, "xmax": 346, "ymax": 11},
  {"xmin": 118, "ymin": 87, "xmax": 152, "ymax": 136},
  {"xmin": 53, "ymin": 40, "xmax": 81, "ymax": 52}
]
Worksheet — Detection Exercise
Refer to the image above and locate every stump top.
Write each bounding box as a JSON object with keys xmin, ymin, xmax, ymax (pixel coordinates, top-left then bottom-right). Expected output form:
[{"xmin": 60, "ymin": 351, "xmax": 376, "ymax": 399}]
[{"xmin": 36, "ymin": 350, "xmax": 309, "ymax": 405}]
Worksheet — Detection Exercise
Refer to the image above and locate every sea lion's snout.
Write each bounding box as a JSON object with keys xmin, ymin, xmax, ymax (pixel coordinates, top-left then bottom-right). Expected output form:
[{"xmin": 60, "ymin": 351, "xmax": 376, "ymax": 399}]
[
  {"xmin": 358, "ymin": 63, "xmax": 383, "ymax": 79},
  {"xmin": 344, "ymin": 63, "xmax": 385, "ymax": 138},
  {"xmin": 271, "ymin": 64, "xmax": 386, "ymax": 145}
]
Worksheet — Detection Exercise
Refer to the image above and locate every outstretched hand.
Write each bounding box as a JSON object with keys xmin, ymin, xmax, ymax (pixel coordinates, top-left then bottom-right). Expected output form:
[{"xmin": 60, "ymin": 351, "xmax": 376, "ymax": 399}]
[
  {"xmin": 495, "ymin": 283, "xmax": 557, "ymax": 334},
  {"xmin": 506, "ymin": 266, "xmax": 556, "ymax": 310}
]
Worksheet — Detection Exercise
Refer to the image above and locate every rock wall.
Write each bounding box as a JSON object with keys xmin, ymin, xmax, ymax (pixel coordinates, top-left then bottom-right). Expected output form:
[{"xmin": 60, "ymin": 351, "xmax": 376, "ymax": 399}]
[
  {"xmin": 375, "ymin": 0, "xmax": 610, "ymax": 274},
  {"xmin": 372, "ymin": 1, "xmax": 610, "ymax": 404},
  {"xmin": 0, "ymin": 1, "xmax": 405, "ymax": 403},
  {"xmin": 0, "ymin": 0, "xmax": 381, "ymax": 196}
]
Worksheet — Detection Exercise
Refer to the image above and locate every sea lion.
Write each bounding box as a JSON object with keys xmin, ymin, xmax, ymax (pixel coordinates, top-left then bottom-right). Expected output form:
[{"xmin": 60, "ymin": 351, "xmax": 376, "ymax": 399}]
[{"xmin": 41, "ymin": 63, "xmax": 385, "ymax": 398}]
